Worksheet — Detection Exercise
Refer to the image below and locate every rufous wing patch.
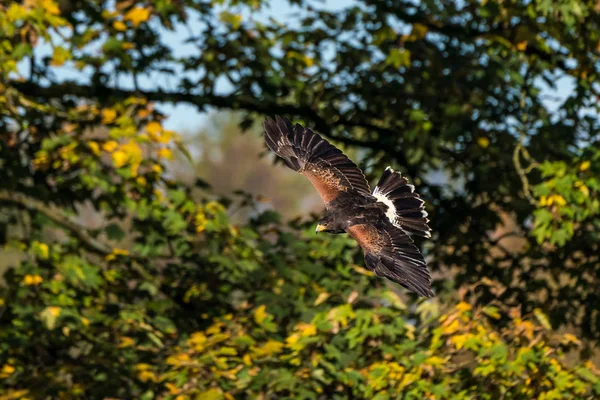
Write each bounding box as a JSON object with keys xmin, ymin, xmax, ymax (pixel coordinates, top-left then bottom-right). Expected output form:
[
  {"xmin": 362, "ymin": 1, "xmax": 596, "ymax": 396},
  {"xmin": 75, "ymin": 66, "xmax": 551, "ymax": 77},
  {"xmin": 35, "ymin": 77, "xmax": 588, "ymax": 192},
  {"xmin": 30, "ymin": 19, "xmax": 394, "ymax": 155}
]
[
  {"xmin": 301, "ymin": 165, "xmax": 345, "ymax": 205},
  {"xmin": 347, "ymin": 224, "xmax": 384, "ymax": 253}
]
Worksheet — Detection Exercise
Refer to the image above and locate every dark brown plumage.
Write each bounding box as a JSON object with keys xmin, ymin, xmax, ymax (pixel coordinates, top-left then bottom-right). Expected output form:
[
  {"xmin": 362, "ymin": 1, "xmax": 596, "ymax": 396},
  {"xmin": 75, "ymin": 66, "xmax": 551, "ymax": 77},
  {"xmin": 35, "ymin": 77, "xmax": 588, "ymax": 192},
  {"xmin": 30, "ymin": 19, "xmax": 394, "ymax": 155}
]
[{"xmin": 264, "ymin": 116, "xmax": 433, "ymax": 297}]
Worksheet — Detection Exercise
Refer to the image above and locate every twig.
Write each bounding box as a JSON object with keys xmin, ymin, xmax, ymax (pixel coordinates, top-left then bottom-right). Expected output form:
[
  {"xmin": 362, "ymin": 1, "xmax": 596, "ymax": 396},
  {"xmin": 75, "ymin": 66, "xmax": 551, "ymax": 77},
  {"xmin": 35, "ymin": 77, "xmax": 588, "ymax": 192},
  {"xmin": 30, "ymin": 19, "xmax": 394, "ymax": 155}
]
[
  {"xmin": 513, "ymin": 85, "xmax": 539, "ymax": 206},
  {"xmin": 513, "ymin": 135, "xmax": 538, "ymax": 206}
]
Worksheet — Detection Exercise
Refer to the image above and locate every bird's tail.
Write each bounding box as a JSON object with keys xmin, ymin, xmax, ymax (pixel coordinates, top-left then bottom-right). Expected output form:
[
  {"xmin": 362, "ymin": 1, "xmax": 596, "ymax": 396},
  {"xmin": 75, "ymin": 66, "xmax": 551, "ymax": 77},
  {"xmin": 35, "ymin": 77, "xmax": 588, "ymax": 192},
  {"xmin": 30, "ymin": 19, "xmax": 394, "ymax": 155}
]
[{"xmin": 372, "ymin": 167, "xmax": 431, "ymax": 238}]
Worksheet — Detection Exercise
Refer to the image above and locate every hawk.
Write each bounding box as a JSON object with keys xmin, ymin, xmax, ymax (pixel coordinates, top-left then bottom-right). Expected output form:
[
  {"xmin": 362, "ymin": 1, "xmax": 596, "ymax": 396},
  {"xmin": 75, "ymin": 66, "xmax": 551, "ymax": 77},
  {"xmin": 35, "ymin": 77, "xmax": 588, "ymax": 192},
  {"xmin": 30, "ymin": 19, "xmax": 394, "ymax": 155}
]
[{"xmin": 264, "ymin": 116, "xmax": 433, "ymax": 297}]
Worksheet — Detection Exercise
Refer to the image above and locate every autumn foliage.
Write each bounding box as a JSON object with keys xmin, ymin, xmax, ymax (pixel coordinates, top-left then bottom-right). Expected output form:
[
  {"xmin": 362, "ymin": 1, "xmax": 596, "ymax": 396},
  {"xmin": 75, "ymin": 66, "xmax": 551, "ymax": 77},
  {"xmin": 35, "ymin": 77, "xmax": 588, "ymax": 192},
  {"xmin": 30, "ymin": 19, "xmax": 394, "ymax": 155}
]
[{"xmin": 1, "ymin": 0, "xmax": 600, "ymax": 399}]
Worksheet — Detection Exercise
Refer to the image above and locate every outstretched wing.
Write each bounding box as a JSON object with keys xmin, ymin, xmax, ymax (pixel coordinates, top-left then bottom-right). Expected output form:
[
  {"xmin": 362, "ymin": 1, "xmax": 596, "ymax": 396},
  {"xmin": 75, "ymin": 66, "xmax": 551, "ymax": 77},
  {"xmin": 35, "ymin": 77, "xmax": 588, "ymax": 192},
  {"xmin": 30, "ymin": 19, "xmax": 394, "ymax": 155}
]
[
  {"xmin": 347, "ymin": 221, "xmax": 433, "ymax": 297},
  {"xmin": 264, "ymin": 116, "xmax": 371, "ymax": 206}
]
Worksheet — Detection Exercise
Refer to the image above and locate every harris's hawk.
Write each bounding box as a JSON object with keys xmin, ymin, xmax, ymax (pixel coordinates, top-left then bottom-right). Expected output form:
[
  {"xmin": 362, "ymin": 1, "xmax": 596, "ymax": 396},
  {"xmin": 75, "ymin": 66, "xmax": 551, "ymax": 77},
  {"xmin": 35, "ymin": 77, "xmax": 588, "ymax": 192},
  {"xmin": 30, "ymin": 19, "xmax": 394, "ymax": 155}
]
[{"xmin": 264, "ymin": 116, "xmax": 433, "ymax": 297}]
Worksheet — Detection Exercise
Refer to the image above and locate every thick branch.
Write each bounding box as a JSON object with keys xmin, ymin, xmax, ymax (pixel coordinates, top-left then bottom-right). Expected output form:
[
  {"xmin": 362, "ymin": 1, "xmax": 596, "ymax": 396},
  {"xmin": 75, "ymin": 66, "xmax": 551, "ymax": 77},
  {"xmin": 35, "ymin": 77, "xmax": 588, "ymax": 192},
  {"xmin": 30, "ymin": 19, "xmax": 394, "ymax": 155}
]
[
  {"xmin": 0, "ymin": 189, "xmax": 113, "ymax": 256},
  {"xmin": 0, "ymin": 189, "xmax": 179, "ymax": 302},
  {"xmin": 0, "ymin": 189, "xmax": 178, "ymax": 262},
  {"xmin": 12, "ymin": 81, "xmax": 393, "ymax": 151}
]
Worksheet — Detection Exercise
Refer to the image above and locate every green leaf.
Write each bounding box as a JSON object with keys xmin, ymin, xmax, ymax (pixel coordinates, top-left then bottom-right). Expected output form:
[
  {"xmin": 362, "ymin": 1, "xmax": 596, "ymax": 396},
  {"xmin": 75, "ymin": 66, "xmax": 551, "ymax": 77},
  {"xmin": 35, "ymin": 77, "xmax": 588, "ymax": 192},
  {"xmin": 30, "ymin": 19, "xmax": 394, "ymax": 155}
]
[
  {"xmin": 104, "ymin": 223, "xmax": 125, "ymax": 241},
  {"xmin": 534, "ymin": 308, "xmax": 552, "ymax": 330}
]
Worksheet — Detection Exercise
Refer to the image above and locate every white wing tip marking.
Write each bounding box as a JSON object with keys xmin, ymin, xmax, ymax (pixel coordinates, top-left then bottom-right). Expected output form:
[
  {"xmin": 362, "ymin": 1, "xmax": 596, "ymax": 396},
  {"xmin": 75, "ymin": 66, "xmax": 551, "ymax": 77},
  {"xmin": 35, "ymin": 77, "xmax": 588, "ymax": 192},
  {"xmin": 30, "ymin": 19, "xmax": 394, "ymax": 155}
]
[{"xmin": 385, "ymin": 166, "xmax": 394, "ymax": 172}]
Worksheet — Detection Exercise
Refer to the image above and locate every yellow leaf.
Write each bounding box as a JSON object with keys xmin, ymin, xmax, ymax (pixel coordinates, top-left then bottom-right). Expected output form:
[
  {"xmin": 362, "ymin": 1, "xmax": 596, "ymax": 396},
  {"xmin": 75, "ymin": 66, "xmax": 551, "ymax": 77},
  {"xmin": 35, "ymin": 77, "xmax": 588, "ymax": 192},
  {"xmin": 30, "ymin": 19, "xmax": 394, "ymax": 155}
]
[
  {"xmin": 157, "ymin": 148, "xmax": 173, "ymax": 160},
  {"xmin": 450, "ymin": 333, "xmax": 471, "ymax": 350},
  {"xmin": 579, "ymin": 160, "xmax": 591, "ymax": 171},
  {"xmin": 23, "ymin": 274, "xmax": 43, "ymax": 286},
  {"xmin": 101, "ymin": 108, "xmax": 117, "ymax": 124},
  {"xmin": 51, "ymin": 46, "xmax": 71, "ymax": 67},
  {"xmin": 32, "ymin": 241, "xmax": 49, "ymax": 259},
  {"xmin": 124, "ymin": 7, "xmax": 150, "ymax": 27},
  {"xmin": 88, "ymin": 141, "xmax": 101, "ymax": 156},
  {"xmin": 313, "ymin": 292, "xmax": 329, "ymax": 306},
  {"xmin": 515, "ymin": 319, "xmax": 535, "ymax": 339},
  {"xmin": 477, "ymin": 137, "xmax": 490, "ymax": 148},
  {"xmin": 138, "ymin": 370, "xmax": 156, "ymax": 382},
  {"xmin": 136, "ymin": 363, "xmax": 152, "ymax": 371},
  {"xmin": 195, "ymin": 211, "xmax": 207, "ymax": 233},
  {"xmin": 398, "ymin": 372, "xmax": 420, "ymax": 390},
  {"xmin": 456, "ymin": 301, "xmax": 472, "ymax": 313},
  {"xmin": 114, "ymin": 141, "xmax": 143, "ymax": 175},
  {"xmin": 165, "ymin": 383, "xmax": 180, "ymax": 395},
  {"xmin": 299, "ymin": 323, "xmax": 317, "ymax": 337},
  {"xmin": 187, "ymin": 332, "xmax": 207, "ymax": 351},
  {"xmin": 105, "ymin": 248, "xmax": 129, "ymax": 261},
  {"xmin": 253, "ymin": 305, "xmax": 267, "ymax": 325},
  {"xmin": 132, "ymin": 176, "xmax": 145, "ymax": 188},
  {"xmin": 112, "ymin": 150, "xmax": 129, "ymax": 168},
  {"xmin": 425, "ymin": 356, "xmax": 446, "ymax": 366},
  {"xmin": 516, "ymin": 41, "xmax": 528, "ymax": 51},
  {"xmin": 534, "ymin": 308, "xmax": 552, "ymax": 330},
  {"xmin": 40, "ymin": 306, "xmax": 61, "ymax": 329},
  {"xmin": 286, "ymin": 333, "xmax": 300, "ymax": 346},
  {"xmin": 48, "ymin": 306, "xmax": 61, "ymax": 317},
  {"xmin": 166, "ymin": 352, "xmax": 191, "ymax": 365},
  {"xmin": 442, "ymin": 318, "xmax": 461, "ymax": 335},
  {"xmin": 113, "ymin": 20, "xmax": 127, "ymax": 31},
  {"xmin": 220, "ymin": 11, "xmax": 242, "ymax": 29},
  {"xmin": 252, "ymin": 340, "xmax": 284, "ymax": 357},
  {"xmin": 561, "ymin": 333, "xmax": 581, "ymax": 346},
  {"xmin": 41, "ymin": 0, "xmax": 60, "ymax": 15},
  {"xmin": 410, "ymin": 23, "xmax": 428, "ymax": 40},
  {"xmin": 547, "ymin": 194, "xmax": 566, "ymax": 207},
  {"xmin": 101, "ymin": 10, "xmax": 117, "ymax": 19},
  {"xmin": 1, "ymin": 364, "xmax": 15, "ymax": 375},
  {"xmin": 81, "ymin": 317, "xmax": 90, "ymax": 327},
  {"xmin": 146, "ymin": 121, "xmax": 162, "ymax": 135},
  {"xmin": 206, "ymin": 201, "xmax": 225, "ymax": 214},
  {"xmin": 152, "ymin": 164, "xmax": 163, "ymax": 174},
  {"xmin": 352, "ymin": 264, "xmax": 374, "ymax": 276},
  {"xmin": 243, "ymin": 354, "xmax": 252, "ymax": 366},
  {"xmin": 0, "ymin": 389, "xmax": 29, "ymax": 399},
  {"xmin": 119, "ymin": 336, "xmax": 135, "ymax": 348},
  {"xmin": 102, "ymin": 140, "xmax": 119, "ymax": 152},
  {"xmin": 197, "ymin": 389, "xmax": 222, "ymax": 400}
]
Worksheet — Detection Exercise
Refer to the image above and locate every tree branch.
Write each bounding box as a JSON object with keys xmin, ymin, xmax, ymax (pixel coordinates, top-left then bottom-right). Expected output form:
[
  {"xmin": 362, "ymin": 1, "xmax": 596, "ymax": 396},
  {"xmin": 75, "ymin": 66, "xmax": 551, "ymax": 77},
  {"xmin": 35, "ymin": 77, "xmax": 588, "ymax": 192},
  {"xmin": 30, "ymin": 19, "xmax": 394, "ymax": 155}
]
[
  {"xmin": 0, "ymin": 189, "xmax": 178, "ymax": 262},
  {"xmin": 11, "ymin": 80, "xmax": 396, "ymax": 151},
  {"xmin": 0, "ymin": 189, "xmax": 113, "ymax": 256},
  {"xmin": 0, "ymin": 189, "xmax": 180, "ymax": 302}
]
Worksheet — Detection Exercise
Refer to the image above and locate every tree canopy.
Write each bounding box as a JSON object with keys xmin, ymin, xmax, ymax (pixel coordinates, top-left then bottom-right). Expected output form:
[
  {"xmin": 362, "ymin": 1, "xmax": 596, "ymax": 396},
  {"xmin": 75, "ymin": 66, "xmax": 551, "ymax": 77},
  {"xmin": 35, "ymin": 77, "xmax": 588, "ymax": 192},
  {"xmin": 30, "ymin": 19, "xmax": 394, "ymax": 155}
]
[{"xmin": 1, "ymin": 0, "xmax": 599, "ymax": 398}]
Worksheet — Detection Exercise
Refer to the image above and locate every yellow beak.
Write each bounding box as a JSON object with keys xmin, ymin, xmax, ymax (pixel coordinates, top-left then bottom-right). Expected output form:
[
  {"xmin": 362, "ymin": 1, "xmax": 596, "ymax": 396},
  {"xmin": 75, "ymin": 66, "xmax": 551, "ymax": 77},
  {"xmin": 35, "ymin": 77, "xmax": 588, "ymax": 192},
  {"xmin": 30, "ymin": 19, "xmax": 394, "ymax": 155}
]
[{"xmin": 315, "ymin": 223, "xmax": 326, "ymax": 233}]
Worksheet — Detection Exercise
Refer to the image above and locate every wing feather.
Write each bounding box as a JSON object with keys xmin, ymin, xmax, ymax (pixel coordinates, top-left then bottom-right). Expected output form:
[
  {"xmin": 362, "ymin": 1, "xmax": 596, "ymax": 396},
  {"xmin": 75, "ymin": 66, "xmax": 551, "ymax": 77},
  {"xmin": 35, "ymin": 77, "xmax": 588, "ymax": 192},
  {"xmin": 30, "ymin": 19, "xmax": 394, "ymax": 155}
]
[
  {"xmin": 347, "ymin": 222, "xmax": 433, "ymax": 297},
  {"xmin": 264, "ymin": 116, "xmax": 371, "ymax": 205}
]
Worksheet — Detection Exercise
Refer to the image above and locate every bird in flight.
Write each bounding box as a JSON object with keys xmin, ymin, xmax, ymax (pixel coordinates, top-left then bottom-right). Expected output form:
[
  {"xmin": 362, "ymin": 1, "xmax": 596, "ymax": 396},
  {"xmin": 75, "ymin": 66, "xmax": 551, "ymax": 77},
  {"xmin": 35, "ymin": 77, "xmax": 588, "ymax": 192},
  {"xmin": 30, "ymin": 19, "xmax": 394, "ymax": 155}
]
[{"xmin": 264, "ymin": 116, "xmax": 433, "ymax": 297}]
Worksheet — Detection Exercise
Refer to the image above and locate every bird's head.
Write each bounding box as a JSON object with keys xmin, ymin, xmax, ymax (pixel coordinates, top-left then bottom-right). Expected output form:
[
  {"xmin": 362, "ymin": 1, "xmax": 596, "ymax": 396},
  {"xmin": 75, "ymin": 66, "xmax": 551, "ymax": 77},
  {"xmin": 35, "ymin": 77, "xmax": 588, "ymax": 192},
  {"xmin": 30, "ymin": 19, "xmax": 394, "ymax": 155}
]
[{"xmin": 316, "ymin": 214, "xmax": 345, "ymax": 234}]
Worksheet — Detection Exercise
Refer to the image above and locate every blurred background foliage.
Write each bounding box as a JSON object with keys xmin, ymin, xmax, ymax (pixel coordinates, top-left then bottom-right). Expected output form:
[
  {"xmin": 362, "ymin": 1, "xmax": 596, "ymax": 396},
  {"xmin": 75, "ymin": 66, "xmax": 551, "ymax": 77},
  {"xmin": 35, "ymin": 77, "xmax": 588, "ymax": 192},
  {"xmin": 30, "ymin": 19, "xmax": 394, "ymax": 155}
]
[{"xmin": 1, "ymin": 0, "xmax": 600, "ymax": 398}]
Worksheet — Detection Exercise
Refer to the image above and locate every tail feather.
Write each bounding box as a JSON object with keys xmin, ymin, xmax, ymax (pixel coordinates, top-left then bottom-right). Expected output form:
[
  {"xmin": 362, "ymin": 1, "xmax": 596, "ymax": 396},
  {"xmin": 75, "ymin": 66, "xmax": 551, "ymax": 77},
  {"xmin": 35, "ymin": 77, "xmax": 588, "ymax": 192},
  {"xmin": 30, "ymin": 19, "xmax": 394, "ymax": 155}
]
[{"xmin": 373, "ymin": 167, "xmax": 431, "ymax": 238}]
